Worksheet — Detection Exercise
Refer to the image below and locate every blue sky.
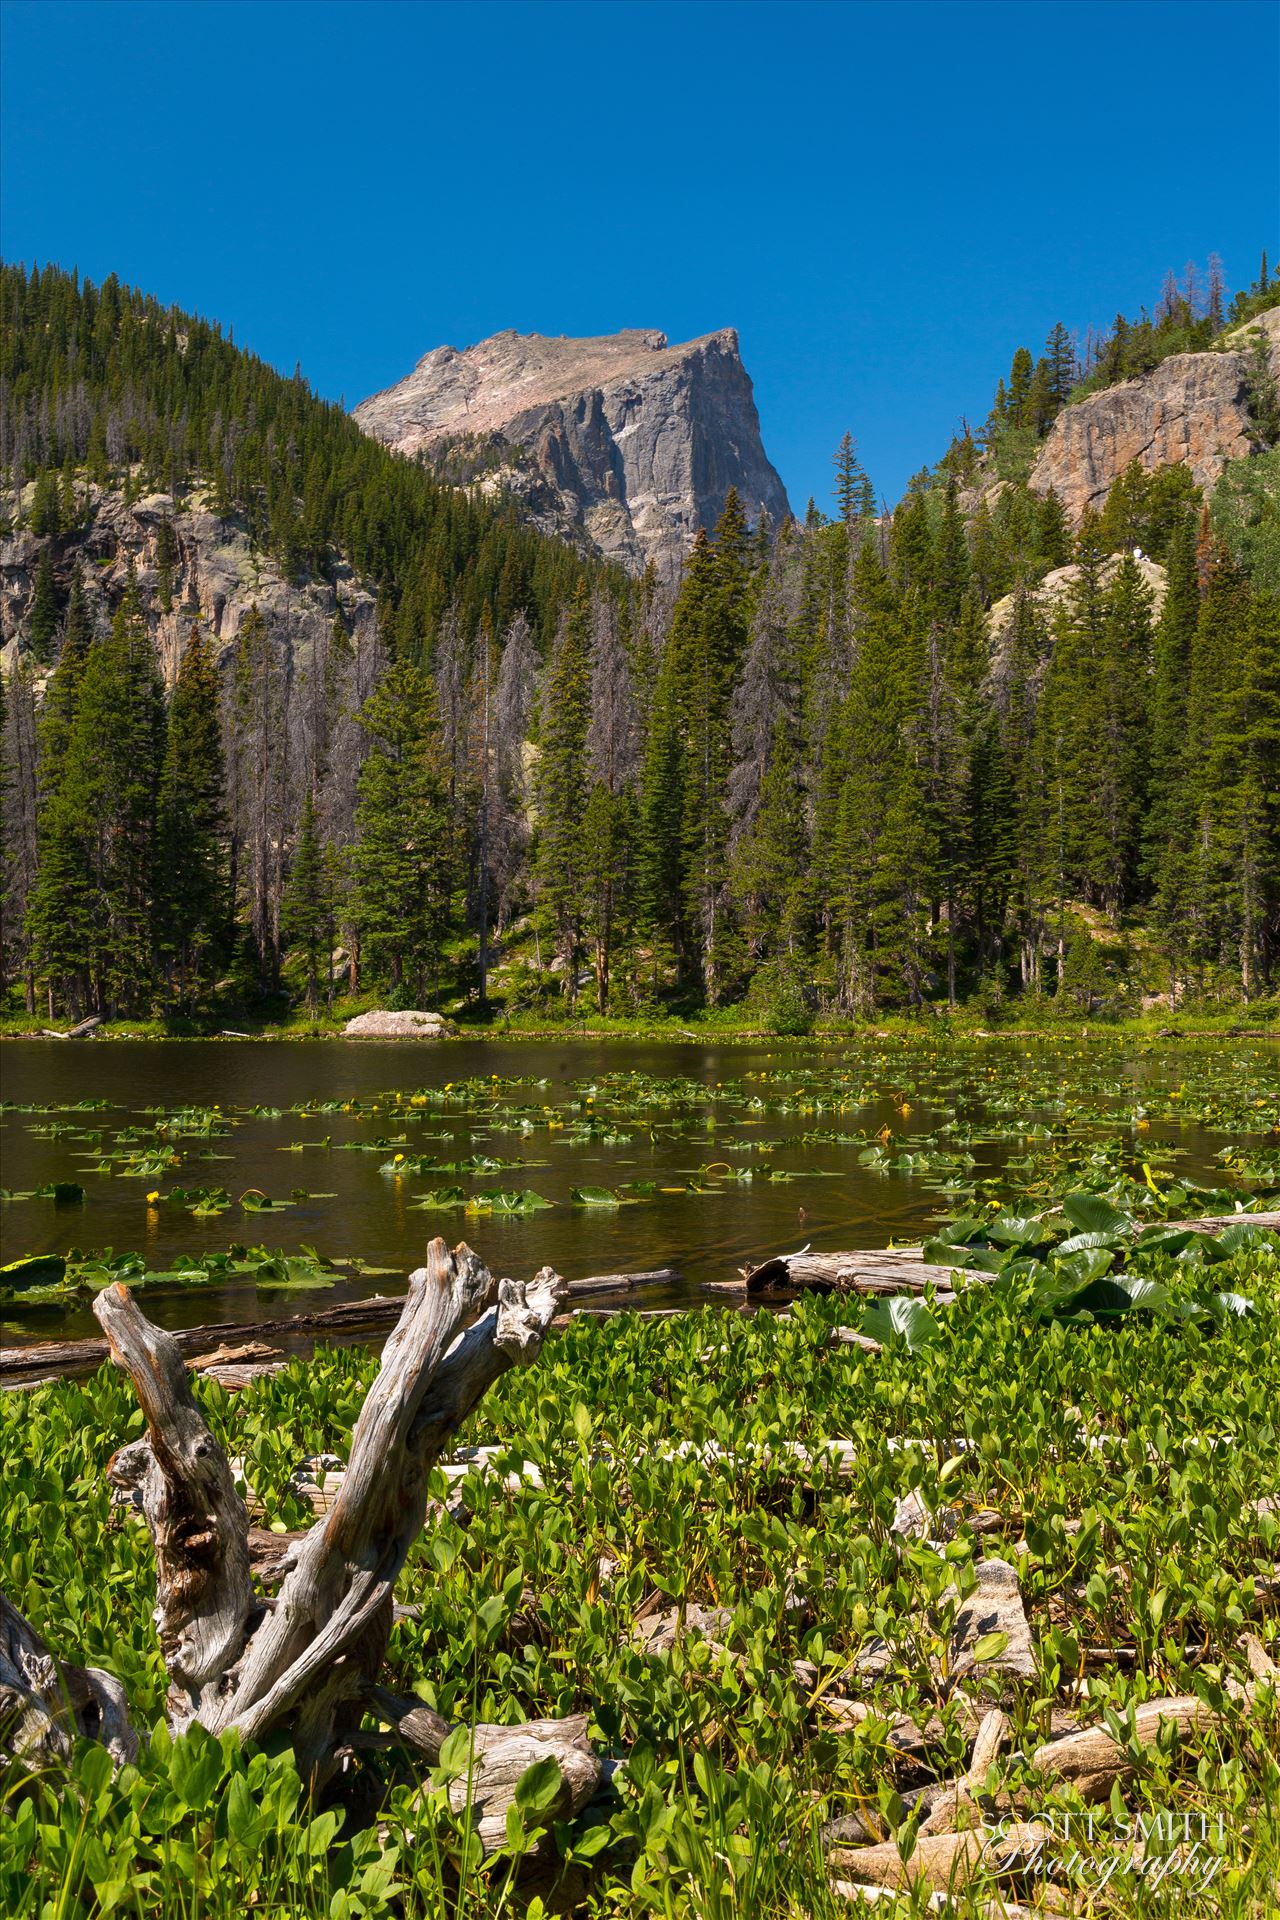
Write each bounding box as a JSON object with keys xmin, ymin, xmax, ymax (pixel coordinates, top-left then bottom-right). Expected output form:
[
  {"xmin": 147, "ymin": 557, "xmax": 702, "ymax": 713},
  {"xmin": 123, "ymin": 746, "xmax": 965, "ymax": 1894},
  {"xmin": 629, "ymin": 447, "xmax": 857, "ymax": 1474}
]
[{"xmin": 2, "ymin": 0, "xmax": 1276, "ymax": 510}]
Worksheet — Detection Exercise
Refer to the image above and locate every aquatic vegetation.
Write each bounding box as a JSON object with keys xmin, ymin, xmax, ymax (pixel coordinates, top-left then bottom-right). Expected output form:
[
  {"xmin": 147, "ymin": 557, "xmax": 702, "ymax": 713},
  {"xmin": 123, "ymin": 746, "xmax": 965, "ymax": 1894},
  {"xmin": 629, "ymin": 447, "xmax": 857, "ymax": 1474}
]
[
  {"xmin": 2, "ymin": 1203, "xmax": 1277, "ymax": 1915},
  {"xmin": 0, "ymin": 1244, "xmax": 342, "ymax": 1316},
  {"xmin": 1, "ymin": 1036, "xmax": 1275, "ymax": 1340}
]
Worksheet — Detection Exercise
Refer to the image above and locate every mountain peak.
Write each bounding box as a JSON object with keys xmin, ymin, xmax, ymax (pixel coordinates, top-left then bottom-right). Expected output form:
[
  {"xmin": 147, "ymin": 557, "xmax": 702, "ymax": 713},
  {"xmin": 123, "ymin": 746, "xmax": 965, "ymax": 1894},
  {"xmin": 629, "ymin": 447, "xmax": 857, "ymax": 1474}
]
[{"xmin": 354, "ymin": 324, "xmax": 788, "ymax": 574}]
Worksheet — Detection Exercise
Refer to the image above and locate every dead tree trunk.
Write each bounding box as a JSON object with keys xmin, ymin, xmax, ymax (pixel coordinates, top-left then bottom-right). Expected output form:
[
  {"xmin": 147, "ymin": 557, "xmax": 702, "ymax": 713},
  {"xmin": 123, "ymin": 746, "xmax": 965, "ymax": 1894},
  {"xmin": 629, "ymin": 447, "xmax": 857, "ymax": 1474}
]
[{"xmin": 1, "ymin": 1239, "xmax": 600, "ymax": 1840}]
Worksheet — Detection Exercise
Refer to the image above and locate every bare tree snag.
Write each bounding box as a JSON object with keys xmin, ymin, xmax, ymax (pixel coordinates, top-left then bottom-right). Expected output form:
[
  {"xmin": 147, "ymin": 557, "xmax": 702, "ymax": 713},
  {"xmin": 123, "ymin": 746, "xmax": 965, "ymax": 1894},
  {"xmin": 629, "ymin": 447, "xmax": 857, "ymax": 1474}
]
[
  {"xmin": 36, "ymin": 1238, "xmax": 583, "ymax": 1814},
  {"xmin": 96, "ymin": 1285, "xmax": 253, "ymax": 1730}
]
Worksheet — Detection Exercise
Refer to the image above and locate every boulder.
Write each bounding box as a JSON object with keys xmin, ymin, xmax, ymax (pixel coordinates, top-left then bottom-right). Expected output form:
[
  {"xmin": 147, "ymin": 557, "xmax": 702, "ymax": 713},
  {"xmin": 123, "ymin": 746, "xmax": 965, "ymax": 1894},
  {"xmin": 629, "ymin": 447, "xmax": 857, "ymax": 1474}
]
[
  {"xmin": 988, "ymin": 551, "xmax": 1168, "ymax": 639},
  {"xmin": 342, "ymin": 1009, "xmax": 452, "ymax": 1040}
]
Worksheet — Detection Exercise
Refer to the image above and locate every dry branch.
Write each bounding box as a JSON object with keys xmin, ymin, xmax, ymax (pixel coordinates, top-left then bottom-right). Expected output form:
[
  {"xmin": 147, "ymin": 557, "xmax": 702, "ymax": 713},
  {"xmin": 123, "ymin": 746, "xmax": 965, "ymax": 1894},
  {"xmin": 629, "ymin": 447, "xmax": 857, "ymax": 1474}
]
[{"xmin": 918, "ymin": 1707, "xmax": 1010, "ymax": 1836}]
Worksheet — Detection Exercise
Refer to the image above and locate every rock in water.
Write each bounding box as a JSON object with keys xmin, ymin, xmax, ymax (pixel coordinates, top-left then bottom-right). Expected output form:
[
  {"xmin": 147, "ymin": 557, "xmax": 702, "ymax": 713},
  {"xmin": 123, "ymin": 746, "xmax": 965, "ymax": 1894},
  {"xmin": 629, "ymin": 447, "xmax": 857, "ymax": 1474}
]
[
  {"xmin": 342, "ymin": 1010, "xmax": 452, "ymax": 1039},
  {"xmin": 353, "ymin": 327, "xmax": 790, "ymax": 578},
  {"xmin": 1029, "ymin": 306, "xmax": 1280, "ymax": 521}
]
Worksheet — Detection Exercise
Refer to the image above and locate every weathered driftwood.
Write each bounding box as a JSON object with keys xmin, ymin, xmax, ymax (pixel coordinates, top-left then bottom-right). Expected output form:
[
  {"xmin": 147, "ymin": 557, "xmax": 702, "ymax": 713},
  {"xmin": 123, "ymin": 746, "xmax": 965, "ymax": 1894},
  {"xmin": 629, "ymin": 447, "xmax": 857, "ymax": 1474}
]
[
  {"xmin": 1173, "ymin": 1209, "xmax": 1280, "ymax": 1234},
  {"xmin": 1018, "ymin": 1638, "xmax": 1275, "ymax": 1801},
  {"xmin": 829, "ymin": 1326, "xmax": 885, "ymax": 1354},
  {"xmin": 829, "ymin": 1819, "xmax": 1049, "ymax": 1891},
  {"xmin": 1028, "ymin": 1685, "xmax": 1252, "ymax": 1800},
  {"xmin": 556, "ymin": 1266, "xmax": 679, "ymax": 1298},
  {"xmin": 0, "ymin": 1593, "xmax": 137, "ymax": 1767},
  {"xmin": 369, "ymin": 1687, "xmax": 601, "ymax": 1854},
  {"xmin": 0, "ymin": 1265, "xmax": 683, "ymax": 1385},
  {"xmin": 918, "ymin": 1708, "xmax": 1009, "ymax": 1836},
  {"xmin": 187, "ymin": 1341, "xmax": 286, "ymax": 1389},
  {"xmin": 37, "ymin": 1015, "xmax": 102, "ymax": 1040},
  {"xmin": 743, "ymin": 1209, "xmax": 1280, "ymax": 1299},
  {"xmin": 741, "ymin": 1244, "xmax": 956, "ymax": 1298},
  {"xmin": 2, "ymin": 1239, "xmax": 599, "ymax": 1847}
]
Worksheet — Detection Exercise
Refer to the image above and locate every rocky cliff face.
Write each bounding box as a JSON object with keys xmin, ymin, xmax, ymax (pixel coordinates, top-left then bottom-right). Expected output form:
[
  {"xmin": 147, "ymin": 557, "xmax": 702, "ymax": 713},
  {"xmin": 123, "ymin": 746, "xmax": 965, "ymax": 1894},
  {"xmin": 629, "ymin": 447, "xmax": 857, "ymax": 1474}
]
[
  {"xmin": 0, "ymin": 483, "xmax": 376, "ymax": 685},
  {"xmin": 1029, "ymin": 307, "xmax": 1280, "ymax": 519},
  {"xmin": 353, "ymin": 327, "xmax": 790, "ymax": 577}
]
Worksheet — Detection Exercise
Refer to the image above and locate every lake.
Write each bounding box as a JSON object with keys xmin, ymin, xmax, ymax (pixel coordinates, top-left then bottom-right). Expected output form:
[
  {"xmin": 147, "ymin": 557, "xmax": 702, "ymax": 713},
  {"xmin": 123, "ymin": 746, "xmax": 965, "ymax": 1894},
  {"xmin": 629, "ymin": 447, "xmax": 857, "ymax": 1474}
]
[{"xmin": 1, "ymin": 1034, "xmax": 1272, "ymax": 1343}]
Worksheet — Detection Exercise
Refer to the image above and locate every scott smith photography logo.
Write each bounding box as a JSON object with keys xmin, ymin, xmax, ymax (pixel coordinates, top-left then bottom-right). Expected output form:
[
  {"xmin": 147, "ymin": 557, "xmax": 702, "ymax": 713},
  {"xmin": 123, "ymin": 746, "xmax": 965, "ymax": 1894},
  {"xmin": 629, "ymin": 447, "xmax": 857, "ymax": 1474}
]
[{"xmin": 985, "ymin": 1811, "xmax": 1228, "ymax": 1893}]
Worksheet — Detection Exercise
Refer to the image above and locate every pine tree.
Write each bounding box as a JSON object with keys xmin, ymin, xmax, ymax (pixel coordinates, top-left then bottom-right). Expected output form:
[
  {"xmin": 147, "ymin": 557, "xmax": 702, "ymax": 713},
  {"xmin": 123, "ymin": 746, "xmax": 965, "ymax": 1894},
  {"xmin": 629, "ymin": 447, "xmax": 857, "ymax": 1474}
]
[
  {"xmin": 27, "ymin": 589, "xmax": 164, "ymax": 1016},
  {"xmin": 1146, "ymin": 514, "xmax": 1199, "ymax": 991},
  {"xmin": 1183, "ymin": 549, "xmax": 1275, "ymax": 994},
  {"xmin": 832, "ymin": 433, "xmax": 874, "ymax": 530},
  {"xmin": 1036, "ymin": 490, "xmax": 1072, "ymax": 569},
  {"xmin": 29, "ymin": 471, "xmax": 61, "ymax": 537},
  {"xmin": 635, "ymin": 646, "xmax": 687, "ymax": 997},
  {"xmin": 30, "ymin": 551, "xmax": 60, "ymax": 662},
  {"xmin": 732, "ymin": 714, "xmax": 806, "ymax": 963},
  {"xmin": 155, "ymin": 516, "xmax": 178, "ymax": 611},
  {"xmin": 581, "ymin": 778, "xmax": 631, "ymax": 1013},
  {"xmin": 352, "ymin": 660, "xmax": 452, "ymax": 999},
  {"xmin": 1045, "ymin": 322, "xmax": 1077, "ymax": 411},
  {"xmin": 230, "ymin": 605, "xmax": 287, "ymax": 988},
  {"xmin": 1095, "ymin": 553, "xmax": 1154, "ymax": 919},
  {"xmin": 830, "ymin": 550, "xmax": 936, "ymax": 1008},
  {"xmin": 1026, "ymin": 358, "xmax": 1055, "ymax": 436},
  {"xmin": 578, "ymin": 593, "xmax": 641, "ymax": 1011},
  {"xmin": 931, "ymin": 481, "xmax": 970, "ymax": 624},
  {"xmin": 157, "ymin": 624, "xmax": 229, "ymax": 1007},
  {"xmin": 668, "ymin": 493, "xmax": 757, "ymax": 1001},
  {"xmin": 1006, "ymin": 348, "xmax": 1034, "ymax": 429}
]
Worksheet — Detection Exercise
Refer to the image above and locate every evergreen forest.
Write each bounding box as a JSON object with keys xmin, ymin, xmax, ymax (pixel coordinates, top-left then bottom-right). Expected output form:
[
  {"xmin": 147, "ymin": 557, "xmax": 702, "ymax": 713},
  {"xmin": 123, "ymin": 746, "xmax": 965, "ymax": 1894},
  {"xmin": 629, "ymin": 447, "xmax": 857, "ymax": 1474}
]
[{"xmin": 2, "ymin": 258, "xmax": 1278, "ymax": 1031}]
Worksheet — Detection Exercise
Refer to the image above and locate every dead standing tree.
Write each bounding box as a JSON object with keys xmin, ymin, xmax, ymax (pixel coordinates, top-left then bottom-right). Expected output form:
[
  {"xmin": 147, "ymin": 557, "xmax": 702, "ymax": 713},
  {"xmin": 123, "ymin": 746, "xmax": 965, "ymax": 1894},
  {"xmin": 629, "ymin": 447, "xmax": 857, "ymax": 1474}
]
[{"xmin": 0, "ymin": 1240, "xmax": 601, "ymax": 1846}]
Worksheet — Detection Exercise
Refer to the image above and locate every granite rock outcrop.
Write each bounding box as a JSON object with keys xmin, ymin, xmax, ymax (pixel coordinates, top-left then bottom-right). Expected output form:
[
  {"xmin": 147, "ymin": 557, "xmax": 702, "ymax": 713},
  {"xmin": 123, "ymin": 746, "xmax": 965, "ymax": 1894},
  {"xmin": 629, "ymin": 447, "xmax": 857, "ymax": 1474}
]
[
  {"xmin": 1028, "ymin": 307, "xmax": 1280, "ymax": 519},
  {"xmin": 0, "ymin": 483, "xmax": 376, "ymax": 686},
  {"xmin": 354, "ymin": 326, "xmax": 790, "ymax": 577}
]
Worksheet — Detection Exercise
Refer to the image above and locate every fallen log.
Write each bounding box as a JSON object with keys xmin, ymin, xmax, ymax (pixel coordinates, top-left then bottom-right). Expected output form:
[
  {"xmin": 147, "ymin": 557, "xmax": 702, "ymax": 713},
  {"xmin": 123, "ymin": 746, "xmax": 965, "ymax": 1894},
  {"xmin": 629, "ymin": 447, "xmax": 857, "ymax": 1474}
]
[
  {"xmin": 741, "ymin": 1244, "xmax": 957, "ymax": 1297},
  {"xmin": 1029, "ymin": 1691, "xmax": 1236, "ymax": 1800},
  {"xmin": 0, "ymin": 1265, "xmax": 684, "ymax": 1384},
  {"xmin": 37, "ymin": 1015, "xmax": 102, "ymax": 1040},
  {"xmin": 741, "ymin": 1208, "xmax": 1280, "ymax": 1298},
  {"xmin": 367, "ymin": 1688, "xmax": 601, "ymax": 1856},
  {"xmin": 557, "ymin": 1266, "xmax": 679, "ymax": 1297},
  {"xmin": 1024, "ymin": 1636, "xmax": 1275, "ymax": 1800},
  {"xmin": 2, "ymin": 1237, "xmax": 602, "ymax": 1849},
  {"xmin": 186, "ymin": 1340, "xmax": 286, "ymax": 1388}
]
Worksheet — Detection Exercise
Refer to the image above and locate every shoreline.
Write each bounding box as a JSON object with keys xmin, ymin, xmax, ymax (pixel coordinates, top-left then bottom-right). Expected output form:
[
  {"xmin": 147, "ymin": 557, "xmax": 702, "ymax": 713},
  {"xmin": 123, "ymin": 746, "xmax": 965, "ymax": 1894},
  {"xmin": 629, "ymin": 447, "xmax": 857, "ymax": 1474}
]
[{"xmin": 2, "ymin": 1019, "xmax": 1275, "ymax": 1045}]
